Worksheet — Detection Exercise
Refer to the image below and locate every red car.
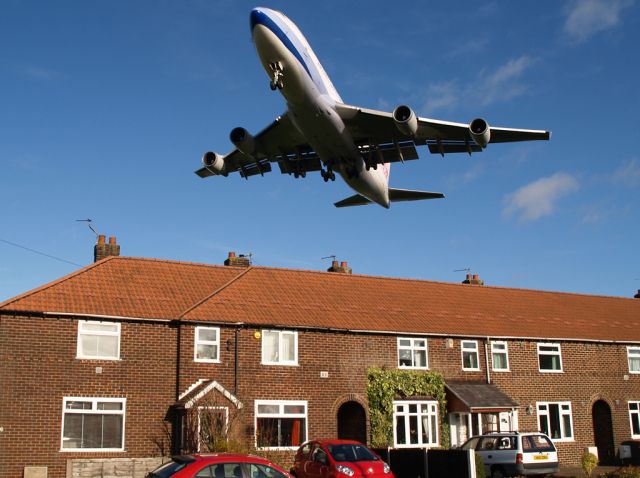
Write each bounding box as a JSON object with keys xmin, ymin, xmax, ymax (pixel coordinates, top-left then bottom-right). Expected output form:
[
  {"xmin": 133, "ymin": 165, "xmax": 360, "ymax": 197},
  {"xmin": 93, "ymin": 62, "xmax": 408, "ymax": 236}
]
[
  {"xmin": 146, "ymin": 453, "xmax": 291, "ymax": 478},
  {"xmin": 291, "ymin": 440, "xmax": 393, "ymax": 478}
]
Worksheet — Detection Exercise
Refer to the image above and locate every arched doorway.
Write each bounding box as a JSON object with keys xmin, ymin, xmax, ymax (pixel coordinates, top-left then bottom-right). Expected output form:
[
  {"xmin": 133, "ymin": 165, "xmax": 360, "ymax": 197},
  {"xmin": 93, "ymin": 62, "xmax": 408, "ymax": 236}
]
[
  {"xmin": 592, "ymin": 400, "xmax": 615, "ymax": 465},
  {"xmin": 337, "ymin": 401, "xmax": 367, "ymax": 443}
]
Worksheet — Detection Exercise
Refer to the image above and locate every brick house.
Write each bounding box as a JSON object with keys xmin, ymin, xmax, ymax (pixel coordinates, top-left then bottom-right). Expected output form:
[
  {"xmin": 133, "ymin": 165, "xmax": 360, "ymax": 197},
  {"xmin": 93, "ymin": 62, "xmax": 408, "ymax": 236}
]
[{"xmin": 1, "ymin": 240, "xmax": 640, "ymax": 477}]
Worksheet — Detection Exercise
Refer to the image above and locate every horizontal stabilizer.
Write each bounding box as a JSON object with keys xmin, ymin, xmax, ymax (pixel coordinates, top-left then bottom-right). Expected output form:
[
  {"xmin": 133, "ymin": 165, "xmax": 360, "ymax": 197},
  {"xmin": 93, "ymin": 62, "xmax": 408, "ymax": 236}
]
[
  {"xmin": 388, "ymin": 188, "xmax": 444, "ymax": 202},
  {"xmin": 334, "ymin": 188, "xmax": 444, "ymax": 208}
]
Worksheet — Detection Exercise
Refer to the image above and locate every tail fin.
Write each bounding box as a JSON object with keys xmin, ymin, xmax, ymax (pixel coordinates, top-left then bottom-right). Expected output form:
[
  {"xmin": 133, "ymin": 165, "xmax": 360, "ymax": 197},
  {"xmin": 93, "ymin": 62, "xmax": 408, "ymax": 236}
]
[{"xmin": 334, "ymin": 188, "xmax": 444, "ymax": 208}]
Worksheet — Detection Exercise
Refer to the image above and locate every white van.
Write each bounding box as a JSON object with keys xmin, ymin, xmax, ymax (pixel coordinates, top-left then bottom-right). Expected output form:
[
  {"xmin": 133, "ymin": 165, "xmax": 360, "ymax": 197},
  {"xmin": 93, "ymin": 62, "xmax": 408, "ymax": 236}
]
[{"xmin": 460, "ymin": 431, "xmax": 559, "ymax": 477}]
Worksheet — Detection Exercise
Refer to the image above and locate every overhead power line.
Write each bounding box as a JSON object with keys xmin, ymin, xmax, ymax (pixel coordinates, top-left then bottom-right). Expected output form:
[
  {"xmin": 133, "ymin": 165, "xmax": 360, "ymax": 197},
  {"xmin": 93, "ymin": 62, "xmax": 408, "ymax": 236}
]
[{"xmin": 0, "ymin": 237, "xmax": 84, "ymax": 267}]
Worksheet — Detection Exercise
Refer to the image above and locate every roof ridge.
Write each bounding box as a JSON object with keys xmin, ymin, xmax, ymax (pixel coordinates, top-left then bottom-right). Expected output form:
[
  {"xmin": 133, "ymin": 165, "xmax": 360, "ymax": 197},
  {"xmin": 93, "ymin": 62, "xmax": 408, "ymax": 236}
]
[
  {"xmin": 179, "ymin": 266, "xmax": 254, "ymax": 319},
  {"xmin": 0, "ymin": 255, "xmax": 114, "ymax": 309}
]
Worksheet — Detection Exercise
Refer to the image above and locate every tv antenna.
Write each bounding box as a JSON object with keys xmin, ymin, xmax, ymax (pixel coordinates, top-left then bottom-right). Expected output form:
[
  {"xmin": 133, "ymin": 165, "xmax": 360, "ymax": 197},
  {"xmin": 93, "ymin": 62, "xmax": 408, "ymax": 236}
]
[
  {"xmin": 322, "ymin": 255, "xmax": 337, "ymax": 261},
  {"xmin": 76, "ymin": 218, "xmax": 98, "ymax": 238},
  {"xmin": 454, "ymin": 268, "xmax": 471, "ymax": 273}
]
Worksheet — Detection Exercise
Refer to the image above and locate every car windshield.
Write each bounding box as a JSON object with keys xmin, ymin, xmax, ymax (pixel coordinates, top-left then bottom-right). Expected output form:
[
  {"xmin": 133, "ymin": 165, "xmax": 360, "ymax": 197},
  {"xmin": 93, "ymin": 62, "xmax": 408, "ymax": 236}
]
[
  {"xmin": 327, "ymin": 444, "xmax": 379, "ymax": 462},
  {"xmin": 148, "ymin": 458, "xmax": 193, "ymax": 478}
]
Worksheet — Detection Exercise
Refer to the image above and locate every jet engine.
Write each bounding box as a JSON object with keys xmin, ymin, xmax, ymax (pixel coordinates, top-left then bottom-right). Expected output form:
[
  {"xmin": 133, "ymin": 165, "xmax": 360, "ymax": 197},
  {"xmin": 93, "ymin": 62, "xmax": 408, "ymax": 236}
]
[
  {"xmin": 202, "ymin": 151, "xmax": 227, "ymax": 176},
  {"xmin": 469, "ymin": 118, "xmax": 490, "ymax": 148},
  {"xmin": 230, "ymin": 127, "xmax": 256, "ymax": 156},
  {"xmin": 393, "ymin": 105, "xmax": 418, "ymax": 137}
]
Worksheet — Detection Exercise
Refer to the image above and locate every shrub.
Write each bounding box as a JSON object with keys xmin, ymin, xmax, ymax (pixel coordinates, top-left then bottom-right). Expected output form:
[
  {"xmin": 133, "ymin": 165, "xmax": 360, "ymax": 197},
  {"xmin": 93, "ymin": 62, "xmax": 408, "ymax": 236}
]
[
  {"xmin": 581, "ymin": 451, "xmax": 598, "ymax": 477},
  {"xmin": 604, "ymin": 466, "xmax": 640, "ymax": 478}
]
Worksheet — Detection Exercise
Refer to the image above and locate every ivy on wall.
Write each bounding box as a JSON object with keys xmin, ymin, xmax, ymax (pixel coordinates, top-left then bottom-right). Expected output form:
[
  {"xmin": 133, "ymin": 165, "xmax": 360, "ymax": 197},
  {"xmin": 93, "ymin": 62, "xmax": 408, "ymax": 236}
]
[{"xmin": 366, "ymin": 367, "xmax": 449, "ymax": 448}]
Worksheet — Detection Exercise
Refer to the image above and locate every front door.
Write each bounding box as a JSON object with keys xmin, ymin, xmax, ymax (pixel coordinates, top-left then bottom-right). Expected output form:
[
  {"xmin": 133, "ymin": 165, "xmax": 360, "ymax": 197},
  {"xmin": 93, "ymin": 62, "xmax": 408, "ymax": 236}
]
[
  {"xmin": 592, "ymin": 400, "xmax": 615, "ymax": 465},
  {"xmin": 337, "ymin": 401, "xmax": 367, "ymax": 443}
]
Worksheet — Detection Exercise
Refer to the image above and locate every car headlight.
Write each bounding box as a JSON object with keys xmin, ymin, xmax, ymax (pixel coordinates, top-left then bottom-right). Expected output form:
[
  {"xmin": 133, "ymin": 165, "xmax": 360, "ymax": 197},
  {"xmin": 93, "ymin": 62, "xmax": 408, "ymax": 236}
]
[
  {"xmin": 336, "ymin": 465, "xmax": 355, "ymax": 477},
  {"xmin": 383, "ymin": 463, "xmax": 391, "ymax": 474}
]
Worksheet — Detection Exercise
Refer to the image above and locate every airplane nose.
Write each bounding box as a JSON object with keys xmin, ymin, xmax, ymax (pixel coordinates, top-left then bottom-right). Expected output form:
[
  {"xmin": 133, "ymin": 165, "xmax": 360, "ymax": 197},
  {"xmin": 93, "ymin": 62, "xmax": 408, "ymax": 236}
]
[{"xmin": 250, "ymin": 8, "xmax": 264, "ymax": 32}]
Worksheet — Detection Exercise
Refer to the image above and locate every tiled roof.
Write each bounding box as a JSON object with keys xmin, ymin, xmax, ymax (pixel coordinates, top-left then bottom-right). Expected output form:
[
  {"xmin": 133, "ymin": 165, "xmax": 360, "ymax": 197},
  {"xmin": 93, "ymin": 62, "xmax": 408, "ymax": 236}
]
[
  {"xmin": 2, "ymin": 256, "xmax": 639, "ymax": 342},
  {"xmin": 446, "ymin": 382, "xmax": 519, "ymax": 409},
  {"xmin": 0, "ymin": 257, "xmax": 243, "ymax": 320}
]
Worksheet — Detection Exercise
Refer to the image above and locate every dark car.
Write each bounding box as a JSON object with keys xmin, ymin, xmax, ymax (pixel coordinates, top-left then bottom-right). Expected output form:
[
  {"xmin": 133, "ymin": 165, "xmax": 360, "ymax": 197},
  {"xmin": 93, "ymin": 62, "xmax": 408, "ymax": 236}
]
[
  {"xmin": 291, "ymin": 439, "xmax": 393, "ymax": 478},
  {"xmin": 147, "ymin": 453, "xmax": 291, "ymax": 478}
]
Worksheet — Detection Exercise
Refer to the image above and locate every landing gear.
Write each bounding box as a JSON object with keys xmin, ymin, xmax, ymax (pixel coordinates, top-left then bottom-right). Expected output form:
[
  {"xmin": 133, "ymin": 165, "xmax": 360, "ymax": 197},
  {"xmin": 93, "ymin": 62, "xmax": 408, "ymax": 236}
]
[
  {"xmin": 321, "ymin": 168, "xmax": 336, "ymax": 182},
  {"xmin": 269, "ymin": 61, "xmax": 284, "ymax": 90}
]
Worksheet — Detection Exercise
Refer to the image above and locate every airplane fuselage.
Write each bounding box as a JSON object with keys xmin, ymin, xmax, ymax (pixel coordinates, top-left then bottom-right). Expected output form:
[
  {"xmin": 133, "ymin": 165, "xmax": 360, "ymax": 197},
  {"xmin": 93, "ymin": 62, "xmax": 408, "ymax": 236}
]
[{"xmin": 251, "ymin": 8, "xmax": 391, "ymax": 208}]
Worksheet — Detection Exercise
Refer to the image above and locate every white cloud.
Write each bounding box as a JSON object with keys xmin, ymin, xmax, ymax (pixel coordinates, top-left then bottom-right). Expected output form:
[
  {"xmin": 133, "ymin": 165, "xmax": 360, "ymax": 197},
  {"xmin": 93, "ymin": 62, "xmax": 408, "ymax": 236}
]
[
  {"xmin": 421, "ymin": 55, "xmax": 537, "ymax": 113},
  {"xmin": 503, "ymin": 172, "xmax": 579, "ymax": 222},
  {"xmin": 610, "ymin": 158, "xmax": 640, "ymax": 187},
  {"xmin": 564, "ymin": 0, "xmax": 634, "ymax": 43}
]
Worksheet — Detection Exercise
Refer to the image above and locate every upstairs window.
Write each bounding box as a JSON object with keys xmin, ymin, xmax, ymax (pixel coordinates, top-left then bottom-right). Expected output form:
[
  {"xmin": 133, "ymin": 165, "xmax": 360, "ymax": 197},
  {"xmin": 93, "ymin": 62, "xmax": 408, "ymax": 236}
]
[
  {"xmin": 491, "ymin": 341, "xmax": 509, "ymax": 371},
  {"xmin": 398, "ymin": 338, "xmax": 428, "ymax": 369},
  {"xmin": 194, "ymin": 327, "xmax": 220, "ymax": 363},
  {"xmin": 461, "ymin": 340, "xmax": 480, "ymax": 371},
  {"xmin": 538, "ymin": 343, "xmax": 563, "ymax": 372},
  {"xmin": 77, "ymin": 321, "xmax": 120, "ymax": 360},
  {"xmin": 262, "ymin": 330, "xmax": 298, "ymax": 365},
  {"xmin": 628, "ymin": 347, "xmax": 640, "ymax": 373}
]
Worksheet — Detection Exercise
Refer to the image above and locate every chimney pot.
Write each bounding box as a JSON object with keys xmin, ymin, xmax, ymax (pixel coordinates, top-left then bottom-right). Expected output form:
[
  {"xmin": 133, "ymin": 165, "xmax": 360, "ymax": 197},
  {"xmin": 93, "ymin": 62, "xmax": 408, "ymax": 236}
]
[
  {"xmin": 341, "ymin": 261, "xmax": 348, "ymax": 268},
  {"xmin": 473, "ymin": 274, "xmax": 479, "ymax": 280},
  {"xmin": 228, "ymin": 251, "xmax": 236, "ymax": 258},
  {"xmin": 108, "ymin": 236, "xmax": 117, "ymax": 245},
  {"xmin": 98, "ymin": 235, "xmax": 106, "ymax": 245}
]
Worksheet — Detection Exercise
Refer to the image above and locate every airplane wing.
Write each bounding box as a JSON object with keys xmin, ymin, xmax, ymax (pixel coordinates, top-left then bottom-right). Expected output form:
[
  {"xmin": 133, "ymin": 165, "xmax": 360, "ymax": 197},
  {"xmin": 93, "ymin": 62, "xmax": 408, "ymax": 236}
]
[
  {"xmin": 195, "ymin": 113, "xmax": 324, "ymax": 179},
  {"xmin": 335, "ymin": 103, "xmax": 550, "ymax": 158}
]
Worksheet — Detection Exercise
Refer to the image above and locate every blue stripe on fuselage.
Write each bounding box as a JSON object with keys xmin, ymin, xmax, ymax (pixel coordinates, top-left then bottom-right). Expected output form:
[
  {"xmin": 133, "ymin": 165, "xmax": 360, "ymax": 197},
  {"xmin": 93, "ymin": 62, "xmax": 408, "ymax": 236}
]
[{"xmin": 250, "ymin": 8, "xmax": 328, "ymax": 96}]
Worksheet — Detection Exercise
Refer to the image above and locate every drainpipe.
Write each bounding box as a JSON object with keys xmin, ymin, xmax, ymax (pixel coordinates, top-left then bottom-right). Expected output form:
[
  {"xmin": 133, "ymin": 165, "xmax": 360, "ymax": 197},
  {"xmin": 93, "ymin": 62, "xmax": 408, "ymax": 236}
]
[
  {"xmin": 485, "ymin": 337, "xmax": 491, "ymax": 384},
  {"xmin": 234, "ymin": 327, "xmax": 239, "ymax": 396}
]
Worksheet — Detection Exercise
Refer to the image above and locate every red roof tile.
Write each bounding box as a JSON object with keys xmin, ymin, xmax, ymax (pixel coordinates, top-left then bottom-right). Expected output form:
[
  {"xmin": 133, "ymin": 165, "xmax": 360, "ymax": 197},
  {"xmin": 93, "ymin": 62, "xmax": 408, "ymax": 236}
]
[{"xmin": 2, "ymin": 257, "xmax": 639, "ymax": 342}]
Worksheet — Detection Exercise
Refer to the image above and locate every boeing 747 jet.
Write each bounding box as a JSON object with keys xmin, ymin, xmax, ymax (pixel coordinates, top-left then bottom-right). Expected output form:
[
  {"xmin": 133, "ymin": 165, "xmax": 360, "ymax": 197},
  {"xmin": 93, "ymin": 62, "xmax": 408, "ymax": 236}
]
[{"xmin": 196, "ymin": 7, "xmax": 550, "ymax": 208}]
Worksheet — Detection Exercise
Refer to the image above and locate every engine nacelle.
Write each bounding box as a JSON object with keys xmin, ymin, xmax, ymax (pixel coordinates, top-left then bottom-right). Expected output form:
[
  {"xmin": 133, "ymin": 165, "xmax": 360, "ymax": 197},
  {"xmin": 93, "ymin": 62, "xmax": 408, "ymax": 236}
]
[
  {"xmin": 230, "ymin": 127, "xmax": 256, "ymax": 156},
  {"xmin": 202, "ymin": 151, "xmax": 227, "ymax": 176},
  {"xmin": 469, "ymin": 118, "xmax": 490, "ymax": 148},
  {"xmin": 393, "ymin": 105, "xmax": 418, "ymax": 137}
]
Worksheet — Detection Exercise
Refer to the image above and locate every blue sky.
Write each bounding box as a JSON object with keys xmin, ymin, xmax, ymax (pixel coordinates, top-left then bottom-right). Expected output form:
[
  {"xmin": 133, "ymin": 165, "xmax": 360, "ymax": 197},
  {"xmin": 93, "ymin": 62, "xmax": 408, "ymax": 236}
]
[{"xmin": 1, "ymin": 0, "xmax": 639, "ymax": 302}]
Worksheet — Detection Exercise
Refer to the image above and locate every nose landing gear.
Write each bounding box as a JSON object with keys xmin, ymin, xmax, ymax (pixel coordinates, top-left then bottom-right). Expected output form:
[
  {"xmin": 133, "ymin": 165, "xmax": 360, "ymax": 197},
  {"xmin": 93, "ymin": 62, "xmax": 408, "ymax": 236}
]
[{"xmin": 269, "ymin": 61, "xmax": 284, "ymax": 90}]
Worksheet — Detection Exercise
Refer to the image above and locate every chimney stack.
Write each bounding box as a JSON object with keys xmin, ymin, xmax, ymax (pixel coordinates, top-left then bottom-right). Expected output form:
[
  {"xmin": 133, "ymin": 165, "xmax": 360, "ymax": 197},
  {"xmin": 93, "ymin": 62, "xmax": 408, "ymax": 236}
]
[
  {"xmin": 462, "ymin": 273, "xmax": 484, "ymax": 285},
  {"xmin": 635, "ymin": 290, "xmax": 640, "ymax": 299},
  {"xmin": 327, "ymin": 260, "xmax": 352, "ymax": 274},
  {"xmin": 94, "ymin": 235, "xmax": 121, "ymax": 262},
  {"xmin": 224, "ymin": 251, "xmax": 251, "ymax": 267}
]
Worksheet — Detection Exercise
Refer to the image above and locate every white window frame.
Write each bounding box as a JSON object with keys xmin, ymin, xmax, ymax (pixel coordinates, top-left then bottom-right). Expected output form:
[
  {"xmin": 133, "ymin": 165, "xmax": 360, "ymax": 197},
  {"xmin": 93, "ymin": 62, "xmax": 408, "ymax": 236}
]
[
  {"xmin": 397, "ymin": 337, "xmax": 429, "ymax": 369},
  {"xmin": 393, "ymin": 400, "xmax": 439, "ymax": 448},
  {"xmin": 76, "ymin": 320, "xmax": 121, "ymax": 360},
  {"xmin": 261, "ymin": 330, "xmax": 298, "ymax": 366},
  {"xmin": 537, "ymin": 343, "xmax": 563, "ymax": 373},
  {"xmin": 194, "ymin": 326, "xmax": 221, "ymax": 363},
  {"xmin": 60, "ymin": 397, "xmax": 126, "ymax": 452},
  {"xmin": 461, "ymin": 340, "xmax": 480, "ymax": 371},
  {"xmin": 628, "ymin": 347, "xmax": 640, "ymax": 374},
  {"xmin": 254, "ymin": 400, "xmax": 307, "ymax": 450},
  {"xmin": 537, "ymin": 401, "xmax": 574, "ymax": 442},
  {"xmin": 491, "ymin": 341, "xmax": 510, "ymax": 371},
  {"xmin": 629, "ymin": 402, "xmax": 640, "ymax": 439}
]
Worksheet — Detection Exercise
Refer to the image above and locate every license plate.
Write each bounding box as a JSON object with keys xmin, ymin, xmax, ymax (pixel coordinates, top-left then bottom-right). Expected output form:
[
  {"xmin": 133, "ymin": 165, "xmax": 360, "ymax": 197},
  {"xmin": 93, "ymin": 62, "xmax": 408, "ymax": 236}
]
[{"xmin": 533, "ymin": 455, "xmax": 548, "ymax": 460}]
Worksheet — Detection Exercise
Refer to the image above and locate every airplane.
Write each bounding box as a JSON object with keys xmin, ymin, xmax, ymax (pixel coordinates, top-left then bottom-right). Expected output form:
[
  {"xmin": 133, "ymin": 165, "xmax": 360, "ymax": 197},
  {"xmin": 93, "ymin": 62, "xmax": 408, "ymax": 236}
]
[{"xmin": 195, "ymin": 7, "xmax": 551, "ymax": 208}]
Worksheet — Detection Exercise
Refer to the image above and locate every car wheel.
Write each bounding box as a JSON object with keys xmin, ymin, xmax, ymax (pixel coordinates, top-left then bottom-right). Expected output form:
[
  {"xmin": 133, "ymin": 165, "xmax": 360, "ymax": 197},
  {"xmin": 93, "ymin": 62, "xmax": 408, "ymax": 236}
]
[{"xmin": 490, "ymin": 467, "xmax": 505, "ymax": 478}]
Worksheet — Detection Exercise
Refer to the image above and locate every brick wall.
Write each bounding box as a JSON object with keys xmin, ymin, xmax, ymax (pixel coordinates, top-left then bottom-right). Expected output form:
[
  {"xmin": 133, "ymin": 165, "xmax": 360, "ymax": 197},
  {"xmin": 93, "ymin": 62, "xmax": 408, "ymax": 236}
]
[{"xmin": 3, "ymin": 312, "xmax": 640, "ymax": 477}]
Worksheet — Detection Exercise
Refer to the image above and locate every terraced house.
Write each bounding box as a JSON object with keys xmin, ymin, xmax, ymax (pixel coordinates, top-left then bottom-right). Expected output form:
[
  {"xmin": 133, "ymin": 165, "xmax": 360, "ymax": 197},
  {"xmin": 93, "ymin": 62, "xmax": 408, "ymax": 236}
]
[{"xmin": 1, "ymin": 238, "xmax": 639, "ymax": 478}]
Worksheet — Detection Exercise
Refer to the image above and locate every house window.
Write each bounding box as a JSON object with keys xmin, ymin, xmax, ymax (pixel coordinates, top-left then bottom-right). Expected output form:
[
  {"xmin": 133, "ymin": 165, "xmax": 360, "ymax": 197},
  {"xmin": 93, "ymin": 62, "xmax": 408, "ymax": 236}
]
[
  {"xmin": 537, "ymin": 401, "xmax": 573, "ymax": 441},
  {"xmin": 628, "ymin": 347, "xmax": 640, "ymax": 373},
  {"xmin": 491, "ymin": 341, "xmax": 509, "ymax": 371},
  {"xmin": 197, "ymin": 406, "xmax": 228, "ymax": 452},
  {"xmin": 262, "ymin": 330, "xmax": 297, "ymax": 365},
  {"xmin": 461, "ymin": 340, "xmax": 480, "ymax": 371},
  {"xmin": 76, "ymin": 321, "xmax": 120, "ymax": 360},
  {"xmin": 61, "ymin": 397, "xmax": 125, "ymax": 451},
  {"xmin": 194, "ymin": 327, "xmax": 220, "ymax": 362},
  {"xmin": 537, "ymin": 343, "xmax": 563, "ymax": 372},
  {"xmin": 255, "ymin": 400, "xmax": 307, "ymax": 449},
  {"xmin": 630, "ymin": 402, "xmax": 640, "ymax": 438},
  {"xmin": 393, "ymin": 400, "xmax": 439, "ymax": 448},
  {"xmin": 398, "ymin": 338, "xmax": 428, "ymax": 369}
]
